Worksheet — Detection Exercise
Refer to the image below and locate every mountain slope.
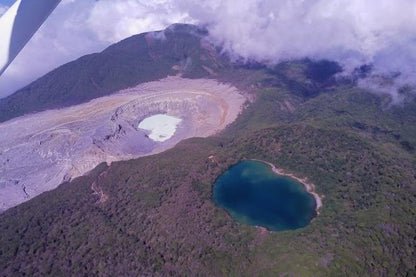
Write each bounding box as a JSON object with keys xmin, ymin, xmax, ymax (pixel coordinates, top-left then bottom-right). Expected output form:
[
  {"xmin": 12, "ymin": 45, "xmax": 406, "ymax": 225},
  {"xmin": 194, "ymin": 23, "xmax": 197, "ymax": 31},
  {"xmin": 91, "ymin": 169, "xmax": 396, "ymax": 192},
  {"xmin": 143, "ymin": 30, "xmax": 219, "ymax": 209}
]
[
  {"xmin": 1, "ymin": 83, "xmax": 415, "ymax": 275},
  {"xmin": 0, "ymin": 24, "xmax": 416, "ymax": 276},
  {"xmin": 0, "ymin": 24, "xmax": 225, "ymax": 123}
]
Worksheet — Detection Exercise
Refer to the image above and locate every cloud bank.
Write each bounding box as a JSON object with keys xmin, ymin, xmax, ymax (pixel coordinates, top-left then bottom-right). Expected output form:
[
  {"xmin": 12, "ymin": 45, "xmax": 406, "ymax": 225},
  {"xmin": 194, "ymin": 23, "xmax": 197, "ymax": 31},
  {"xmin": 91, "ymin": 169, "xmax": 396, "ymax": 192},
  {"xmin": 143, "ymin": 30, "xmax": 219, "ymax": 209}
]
[{"xmin": 0, "ymin": 0, "xmax": 415, "ymax": 101}]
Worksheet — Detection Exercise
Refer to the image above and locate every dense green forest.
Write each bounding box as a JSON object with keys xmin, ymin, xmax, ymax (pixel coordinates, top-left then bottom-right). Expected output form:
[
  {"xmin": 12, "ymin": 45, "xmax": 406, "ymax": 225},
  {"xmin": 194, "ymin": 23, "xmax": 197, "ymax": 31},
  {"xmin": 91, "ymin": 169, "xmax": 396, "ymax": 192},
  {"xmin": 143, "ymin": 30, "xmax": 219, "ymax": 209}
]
[{"xmin": 0, "ymin": 25, "xmax": 415, "ymax": 276}]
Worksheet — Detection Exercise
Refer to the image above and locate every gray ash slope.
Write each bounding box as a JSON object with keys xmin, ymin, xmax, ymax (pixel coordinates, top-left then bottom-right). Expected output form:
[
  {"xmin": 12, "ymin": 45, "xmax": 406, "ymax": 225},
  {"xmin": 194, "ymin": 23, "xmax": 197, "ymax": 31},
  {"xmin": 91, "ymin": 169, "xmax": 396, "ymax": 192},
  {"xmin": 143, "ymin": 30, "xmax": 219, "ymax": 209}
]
[{"xmin": 0, "ymin": 77, "xmax": 245, "ymax": 212}]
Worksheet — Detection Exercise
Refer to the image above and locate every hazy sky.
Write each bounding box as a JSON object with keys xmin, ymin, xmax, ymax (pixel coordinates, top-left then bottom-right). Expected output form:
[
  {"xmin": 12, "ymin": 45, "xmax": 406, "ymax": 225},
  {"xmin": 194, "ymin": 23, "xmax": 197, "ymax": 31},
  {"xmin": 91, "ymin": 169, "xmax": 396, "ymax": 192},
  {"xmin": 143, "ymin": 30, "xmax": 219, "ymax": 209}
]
[{"xmin": 0, "ymin": 0, "xmax": 415, "ymax": 100}]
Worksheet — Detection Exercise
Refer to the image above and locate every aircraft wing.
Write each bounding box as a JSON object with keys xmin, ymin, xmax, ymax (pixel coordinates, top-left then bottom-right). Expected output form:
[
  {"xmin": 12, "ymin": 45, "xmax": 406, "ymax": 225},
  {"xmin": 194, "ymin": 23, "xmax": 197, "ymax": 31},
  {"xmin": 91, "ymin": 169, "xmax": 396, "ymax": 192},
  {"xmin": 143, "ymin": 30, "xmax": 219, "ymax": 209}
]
[{"xmin": 0, "ymin": 0, "xmax": 61, "ymax": 76}]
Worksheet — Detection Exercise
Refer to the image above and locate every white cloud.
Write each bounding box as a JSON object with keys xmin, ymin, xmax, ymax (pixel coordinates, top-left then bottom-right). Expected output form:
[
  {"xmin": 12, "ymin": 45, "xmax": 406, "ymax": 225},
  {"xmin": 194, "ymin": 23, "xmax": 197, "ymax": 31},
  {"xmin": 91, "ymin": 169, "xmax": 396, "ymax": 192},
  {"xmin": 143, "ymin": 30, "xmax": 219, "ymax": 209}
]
[
  {"xmin": 180, "ymin": 0, "xmax": 416, "ymax": 101},
  {"xmin": 1, "ymin": 0, "xmax": 416, "ymax": 101},
  {"xmin": 183, "ymin": 0, "xmax": 416, "ymax": 65},
  {"xmin": 86, "ymin": 0, "xmax": 193, "ymax": 43}
]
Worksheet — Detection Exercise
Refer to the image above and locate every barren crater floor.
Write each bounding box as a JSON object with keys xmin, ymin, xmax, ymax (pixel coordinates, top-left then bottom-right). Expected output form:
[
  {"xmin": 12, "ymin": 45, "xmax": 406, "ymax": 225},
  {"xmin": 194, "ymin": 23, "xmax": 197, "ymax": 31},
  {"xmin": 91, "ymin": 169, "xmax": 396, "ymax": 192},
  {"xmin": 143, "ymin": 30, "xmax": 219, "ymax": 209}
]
[{"xmin": 0, "ymin": 77, "xmax": 246, "ymax": 211}]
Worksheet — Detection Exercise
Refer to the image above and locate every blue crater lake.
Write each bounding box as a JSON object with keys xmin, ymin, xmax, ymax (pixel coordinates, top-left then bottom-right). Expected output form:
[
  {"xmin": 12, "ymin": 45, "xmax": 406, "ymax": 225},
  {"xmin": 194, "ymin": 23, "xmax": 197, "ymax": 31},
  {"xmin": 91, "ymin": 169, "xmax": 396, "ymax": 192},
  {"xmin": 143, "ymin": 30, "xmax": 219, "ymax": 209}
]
[{"xmin": 213, "ymin": 161, "xmax": 317, "ymax": 231}]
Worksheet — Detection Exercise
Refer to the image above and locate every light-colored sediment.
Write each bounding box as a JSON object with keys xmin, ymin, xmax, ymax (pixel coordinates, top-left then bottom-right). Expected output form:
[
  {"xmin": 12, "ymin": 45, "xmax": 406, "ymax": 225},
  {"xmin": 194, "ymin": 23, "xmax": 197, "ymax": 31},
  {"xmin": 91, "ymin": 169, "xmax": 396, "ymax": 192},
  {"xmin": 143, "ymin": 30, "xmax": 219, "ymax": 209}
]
[
  {"xmin": 0, "ymin": 76, "xmax": 247, "ymax": 212},
  {"xmin": 251, "ymin": 159, "xmax": 323, "ymax": 214},
  {"xmin": 138, "ymin": 114, "xmax": 182, "ymax": 142}
]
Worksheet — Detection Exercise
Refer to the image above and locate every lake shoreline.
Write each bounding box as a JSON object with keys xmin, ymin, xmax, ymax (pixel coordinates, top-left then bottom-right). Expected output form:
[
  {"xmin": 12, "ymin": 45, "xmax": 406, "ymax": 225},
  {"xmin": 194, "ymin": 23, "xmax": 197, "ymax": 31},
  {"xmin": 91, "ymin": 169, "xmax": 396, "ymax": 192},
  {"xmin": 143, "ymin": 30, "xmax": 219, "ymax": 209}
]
[{"xmin": 250, "ymin": 159, "xmax": 323, "ymax": 214}]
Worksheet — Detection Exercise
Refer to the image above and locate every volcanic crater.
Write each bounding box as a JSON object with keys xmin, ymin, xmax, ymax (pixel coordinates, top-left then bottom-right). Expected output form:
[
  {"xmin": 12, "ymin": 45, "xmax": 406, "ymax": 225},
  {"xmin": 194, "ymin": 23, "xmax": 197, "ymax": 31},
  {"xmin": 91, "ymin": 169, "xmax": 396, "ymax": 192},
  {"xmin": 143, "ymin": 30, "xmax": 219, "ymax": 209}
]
[{"xmin": 0, "ymin": 77, "xmax": 246, "ymax": 211}]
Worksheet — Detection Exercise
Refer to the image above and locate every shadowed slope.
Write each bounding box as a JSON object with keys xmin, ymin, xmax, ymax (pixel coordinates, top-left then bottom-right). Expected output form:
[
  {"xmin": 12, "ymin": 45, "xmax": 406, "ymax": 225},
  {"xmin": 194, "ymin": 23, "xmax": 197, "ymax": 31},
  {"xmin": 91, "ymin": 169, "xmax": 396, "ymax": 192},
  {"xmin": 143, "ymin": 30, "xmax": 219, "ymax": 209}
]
[{"xmin": 0, "ymin": 24, "xmax": 226, "ymax": 122}]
